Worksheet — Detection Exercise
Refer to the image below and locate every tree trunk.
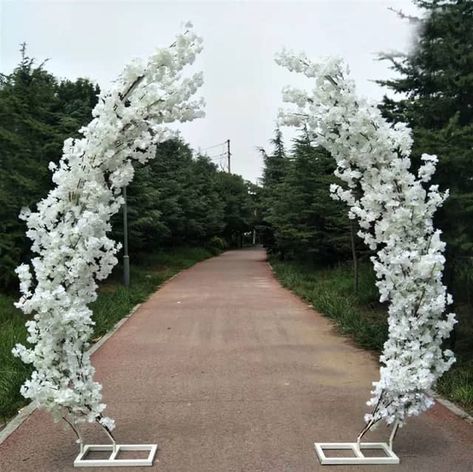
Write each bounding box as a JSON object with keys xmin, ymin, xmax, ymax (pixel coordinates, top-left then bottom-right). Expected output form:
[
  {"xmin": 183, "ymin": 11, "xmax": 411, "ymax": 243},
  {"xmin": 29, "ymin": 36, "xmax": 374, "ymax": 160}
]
[{"xmin": 350, "ymin": 220, "xmax": 359, "ymax": 294}]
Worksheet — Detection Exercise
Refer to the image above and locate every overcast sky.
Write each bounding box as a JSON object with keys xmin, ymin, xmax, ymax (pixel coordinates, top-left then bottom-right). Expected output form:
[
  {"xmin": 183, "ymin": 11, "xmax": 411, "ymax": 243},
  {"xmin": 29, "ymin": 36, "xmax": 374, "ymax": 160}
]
[{"xmin": 1, "ymin": 0, "xmax": 419, "ymax": 183}]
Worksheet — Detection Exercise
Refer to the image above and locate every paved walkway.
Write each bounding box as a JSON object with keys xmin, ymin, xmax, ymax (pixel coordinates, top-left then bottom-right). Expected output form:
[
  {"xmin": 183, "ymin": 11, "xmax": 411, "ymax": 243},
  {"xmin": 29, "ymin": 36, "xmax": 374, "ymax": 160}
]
[{"xmin": 0, "ymin": 248, "xmax": 472, "ymax": 471}]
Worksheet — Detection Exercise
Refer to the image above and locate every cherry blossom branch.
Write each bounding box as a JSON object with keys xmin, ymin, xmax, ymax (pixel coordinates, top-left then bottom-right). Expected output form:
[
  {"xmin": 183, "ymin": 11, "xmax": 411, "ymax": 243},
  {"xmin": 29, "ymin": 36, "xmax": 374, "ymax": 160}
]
[
  {"xmin": 276, "ymin": 50, "xmax": 456, "ymax": 427},
  {"xmin": 13, "ymin": 23, "xmax": 205, "ymax": 435}
]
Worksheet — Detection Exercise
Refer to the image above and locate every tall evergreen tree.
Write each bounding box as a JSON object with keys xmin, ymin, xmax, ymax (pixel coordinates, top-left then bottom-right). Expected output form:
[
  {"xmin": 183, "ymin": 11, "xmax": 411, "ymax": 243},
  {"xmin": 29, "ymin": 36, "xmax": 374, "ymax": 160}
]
[
  {"xmin": 180, "ymin": 154, "xmax": 225, "ymax": 243},
  {"xmin": 265, "ymin": 133, "xmax": 351, "ymax": 261},
  {"xmin": 261, "ymin": 127, "xmax": 287, "ymax": 189},
  {"xmin": 379, "ymin": 0, "xmax": 473, "ymax": 258},
  {"xmin": 0, "ymin": 47, "xmax": 99, "ymax": 287},
  {"xmin": 214, "ymin": 172, "xmax": 253, "ymax": 247},
  {"xmin": 122, "ymin": 139, "xmax": 224, "ymax": 250},
  {"xmin": 259, "ymin": 127, "xmax": 289, "ymax": 251}
]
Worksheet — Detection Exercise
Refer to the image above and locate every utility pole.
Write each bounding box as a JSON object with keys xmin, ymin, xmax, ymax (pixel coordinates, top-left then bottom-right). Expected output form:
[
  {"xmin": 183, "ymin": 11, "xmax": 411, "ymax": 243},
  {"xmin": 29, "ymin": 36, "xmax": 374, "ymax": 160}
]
[
  {"xmin": 226, "ymin": 139, "xmax": 231, "ymax": 173},
  {"xmin": 123, "ymin": 186, "xmax": 130, "ymax": 288}
]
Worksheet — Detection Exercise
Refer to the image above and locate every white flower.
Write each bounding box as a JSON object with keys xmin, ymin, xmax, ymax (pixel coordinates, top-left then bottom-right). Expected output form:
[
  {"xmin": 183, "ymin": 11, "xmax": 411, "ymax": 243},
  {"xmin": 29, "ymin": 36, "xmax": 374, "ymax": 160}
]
[{"xmin": 98, "ymin": 416, "xmax": 116, "ymax": 431}]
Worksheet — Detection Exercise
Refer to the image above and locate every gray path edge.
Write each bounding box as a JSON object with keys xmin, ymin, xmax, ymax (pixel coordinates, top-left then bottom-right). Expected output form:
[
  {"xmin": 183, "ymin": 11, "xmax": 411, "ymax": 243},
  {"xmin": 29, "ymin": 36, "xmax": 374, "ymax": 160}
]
[
  {"xmin": 0, "ymin": 302, "xmax": 142, "ymax": 446},
  {"xmin": 266, "ymin": 260, "xmax": 473, "ymax": 426},
  {"xmin": 433, "ymin": 393, "xmax": 473, "ymax": 425}
]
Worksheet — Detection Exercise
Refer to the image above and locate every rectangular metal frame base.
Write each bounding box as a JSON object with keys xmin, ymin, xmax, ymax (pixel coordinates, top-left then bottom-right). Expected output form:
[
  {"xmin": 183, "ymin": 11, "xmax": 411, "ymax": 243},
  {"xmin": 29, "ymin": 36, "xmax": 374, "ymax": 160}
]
[
  {"xmin": 74, "ymin": 444, "xmax": 158, "ymax": 467},
  {"xmin": 314, "ymin": 442, "xmax": 400, "ymax": 465}
]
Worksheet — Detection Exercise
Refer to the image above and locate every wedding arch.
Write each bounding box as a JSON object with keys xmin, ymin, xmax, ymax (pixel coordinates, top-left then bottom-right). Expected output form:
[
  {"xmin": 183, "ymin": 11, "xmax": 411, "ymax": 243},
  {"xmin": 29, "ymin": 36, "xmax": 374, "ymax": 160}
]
[
  {"xmin": 12, "ymin": 28, "xmax": 458, "ymax": 468},
  {"xmin": 276, "ymin": 50, "xmax": 457, "ymax": 465},
  {"xmin": 13, "ymin": 24, "xmax": 204, "ymax": 467}
]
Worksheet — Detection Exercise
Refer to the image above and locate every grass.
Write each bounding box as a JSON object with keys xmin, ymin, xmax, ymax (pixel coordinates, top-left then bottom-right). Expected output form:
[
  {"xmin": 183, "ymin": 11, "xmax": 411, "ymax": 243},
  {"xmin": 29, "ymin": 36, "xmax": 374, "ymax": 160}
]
[
  {"xmin": 436, "ymin": 301, "xmax": 473, "ymax": 412},
  {"xmin": 437, "ymin": 361, "xmax": 473, "ymax": 410},
  {"xmin": 269, "ymin": 256, "xmax": 473, "ymax": 415},
  {"xmin": 0, "ymin": 246, "xmax": 217, "ymax": 424},
  {"xmin": 0, "ymin": 295, "xmax": 31, "ymax": 423}
]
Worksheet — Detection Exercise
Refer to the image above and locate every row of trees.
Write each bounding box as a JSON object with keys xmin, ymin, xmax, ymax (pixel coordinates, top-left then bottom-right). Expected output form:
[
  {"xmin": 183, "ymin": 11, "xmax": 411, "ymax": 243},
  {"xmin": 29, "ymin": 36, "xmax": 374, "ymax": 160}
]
[
  {"xmin": 123, "ymin": 139, "xmax": 256, "ymax": 253},
  {"xmin": 259, "ymin": 129, "xmax": 352, "ymax": 264},
  {"xmin": 0, "ymin": 46, "xmax": 100, "ymax": 288},
  {"xmin": 0, "ymin": 47, "xmax": 256, "ymax": 289},
  {"xmin": 260, "ymin": 0, "xmax": 473, "ymax": 294}
]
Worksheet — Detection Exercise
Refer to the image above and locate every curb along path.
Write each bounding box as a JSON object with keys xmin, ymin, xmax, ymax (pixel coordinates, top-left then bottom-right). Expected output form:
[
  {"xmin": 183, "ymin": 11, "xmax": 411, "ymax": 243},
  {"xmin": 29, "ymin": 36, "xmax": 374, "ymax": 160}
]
[{"xmin": 0, "ymin": 248, "xmax": 472, "ymax": 471}]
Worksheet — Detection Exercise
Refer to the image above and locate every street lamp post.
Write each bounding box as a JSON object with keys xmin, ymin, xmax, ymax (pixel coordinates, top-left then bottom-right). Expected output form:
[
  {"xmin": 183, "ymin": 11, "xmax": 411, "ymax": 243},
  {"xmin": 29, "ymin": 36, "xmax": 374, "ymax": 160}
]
[{"xmin": 123, "ymin": 186, "xmax": 130, "ymax": 288}]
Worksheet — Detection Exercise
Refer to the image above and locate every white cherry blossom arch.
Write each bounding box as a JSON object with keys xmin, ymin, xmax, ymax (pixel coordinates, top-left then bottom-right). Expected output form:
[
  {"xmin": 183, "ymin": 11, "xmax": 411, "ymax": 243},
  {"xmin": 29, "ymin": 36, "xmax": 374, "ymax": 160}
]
[{"xmin": 12, "ymin": 28, "xmax": 457, "ymax": 467}]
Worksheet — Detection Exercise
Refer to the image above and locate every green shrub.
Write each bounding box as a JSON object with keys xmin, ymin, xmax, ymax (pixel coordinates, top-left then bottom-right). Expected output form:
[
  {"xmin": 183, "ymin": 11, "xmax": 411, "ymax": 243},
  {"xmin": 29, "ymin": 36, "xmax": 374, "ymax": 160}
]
[{"xmin": 207, "ymin": 236, "xmax": 227, "ymax": 253}]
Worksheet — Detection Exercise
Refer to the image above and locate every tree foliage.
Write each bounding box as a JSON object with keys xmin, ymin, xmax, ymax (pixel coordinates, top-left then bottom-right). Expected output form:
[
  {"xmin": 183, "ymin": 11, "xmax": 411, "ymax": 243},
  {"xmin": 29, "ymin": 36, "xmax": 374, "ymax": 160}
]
[
  {"xmin": 122, "ymin": 139, "xmax": 254, "ymax": 252},
  {"xmin": 0, "ymin": 50, "xmax": 257, "ymax": 290},
  {"xmin": 0, "ymin": 47, "xmax": 99, "ymax": 287},
  {"xmin": 260, "ymin": 130, "xmax": 351, "ymax": 262},
  {"xmin": 379, "ymin": 0, "xmax": 473, "ymax": 256}
]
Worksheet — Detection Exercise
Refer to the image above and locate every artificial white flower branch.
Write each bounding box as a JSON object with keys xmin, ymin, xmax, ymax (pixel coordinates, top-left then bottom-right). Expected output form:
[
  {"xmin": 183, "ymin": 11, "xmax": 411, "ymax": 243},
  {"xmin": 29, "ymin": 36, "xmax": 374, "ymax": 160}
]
[
  {"xmin": 276, "ymin": 50, "xmax": 456, "ymax": 428},
  {"xmin": 14, "ymin": 24, "xmax": 204, "ymax": 436}
]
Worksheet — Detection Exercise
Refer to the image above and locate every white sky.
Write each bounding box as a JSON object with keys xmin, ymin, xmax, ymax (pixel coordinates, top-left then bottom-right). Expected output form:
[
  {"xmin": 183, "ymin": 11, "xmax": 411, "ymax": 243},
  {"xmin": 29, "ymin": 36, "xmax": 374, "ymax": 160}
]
[{"xmin": 0, "ymin": 0, "xmax": 419, "ymax": 183}]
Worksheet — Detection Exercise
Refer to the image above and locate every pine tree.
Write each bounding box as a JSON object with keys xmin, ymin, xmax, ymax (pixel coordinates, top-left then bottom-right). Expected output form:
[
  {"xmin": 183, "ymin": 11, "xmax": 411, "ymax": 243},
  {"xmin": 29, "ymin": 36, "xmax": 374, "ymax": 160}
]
[
  {"xmin": 0, "ymin": 47, "xmax": 99, "ymax": 287},
  {"xmin": 259, "ymin": 128, "xmax": 289, "ymax": 251},
  {"xmin": 379, "ymin": 0, "xmax": 473, "ymax": 258},
  {"xmin": 261, "ymin": 127, "xmax": 287, "ymax": 189},
  {"xmin": 181, "ymin": 154, "xmax": 225, "ymax": 243},
  {"xmin": 214, "ymin": 172, "xmax": 253, "ymax": 247},
  {"xmin": 265, "ymin": 133, "xmax": 350, "ymax": 262}
]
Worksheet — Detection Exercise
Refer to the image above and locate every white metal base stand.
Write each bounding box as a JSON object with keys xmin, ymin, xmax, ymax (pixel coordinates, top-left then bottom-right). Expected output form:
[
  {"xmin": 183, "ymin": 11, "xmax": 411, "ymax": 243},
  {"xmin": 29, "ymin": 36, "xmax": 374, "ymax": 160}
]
[
  {"xmin": 74, "ymin": 443, "xmax": 158, "ymax": 467},
  {"xmin": 64, "ymin": 416, "xmax": 158, "ymax": 468},
  {"xmin": 314, "ymin": 442, "xmax": 399, "ymax": 465},
  {"xmin": 314, "ymin": 420, "xmax": 400, "ymax": 465}
]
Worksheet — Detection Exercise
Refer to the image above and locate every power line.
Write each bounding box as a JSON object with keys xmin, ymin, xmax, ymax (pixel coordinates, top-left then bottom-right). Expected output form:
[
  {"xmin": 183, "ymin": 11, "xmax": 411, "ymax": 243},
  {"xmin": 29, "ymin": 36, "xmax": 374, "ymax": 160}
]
[
  {"xmin": 205, "ymin": 151, "xmax": 227, "ymax": 159},
  {"xmin": 197, "ymin": 139, "xmax": 232, "ymax": 174},
  {"xmin": 200, "ymin": 141, "xmax": 227, "ymax": 152}
]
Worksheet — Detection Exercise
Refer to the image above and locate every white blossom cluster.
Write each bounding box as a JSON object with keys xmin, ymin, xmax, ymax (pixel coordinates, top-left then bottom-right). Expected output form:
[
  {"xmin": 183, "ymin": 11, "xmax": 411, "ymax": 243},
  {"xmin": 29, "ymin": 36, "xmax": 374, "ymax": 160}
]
[
  {"xmin": 276, "ymin": 50, "xmax": 456, "ymax": 426},
  {"xmin": 13, "ymin": 24, "xmax": 204, "ymax": 432}
]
